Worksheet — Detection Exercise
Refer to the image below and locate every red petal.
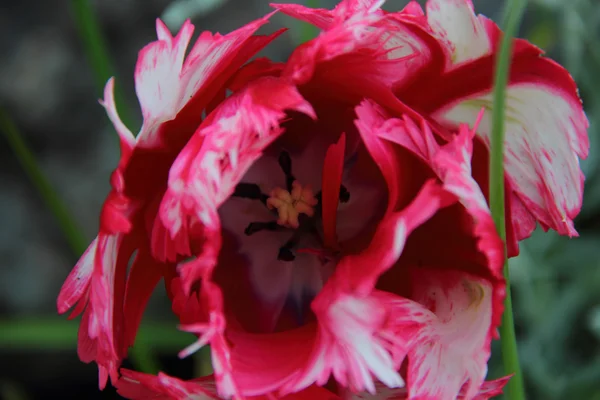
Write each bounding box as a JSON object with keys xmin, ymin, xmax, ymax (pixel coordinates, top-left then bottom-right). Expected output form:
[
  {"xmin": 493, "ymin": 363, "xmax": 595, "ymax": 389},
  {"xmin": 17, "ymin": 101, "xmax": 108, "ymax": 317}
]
[{"xmin": 123, "ymin": 249, "xmax": 164, "ymax": 351}]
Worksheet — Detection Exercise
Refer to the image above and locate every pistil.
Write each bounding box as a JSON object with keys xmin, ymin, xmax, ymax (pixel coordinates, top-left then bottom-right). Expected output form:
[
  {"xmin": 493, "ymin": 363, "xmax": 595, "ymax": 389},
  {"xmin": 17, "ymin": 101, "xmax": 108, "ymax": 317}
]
[{"xmin": 267, "ymin": 181, "xmax": 318, "ymax": 229}]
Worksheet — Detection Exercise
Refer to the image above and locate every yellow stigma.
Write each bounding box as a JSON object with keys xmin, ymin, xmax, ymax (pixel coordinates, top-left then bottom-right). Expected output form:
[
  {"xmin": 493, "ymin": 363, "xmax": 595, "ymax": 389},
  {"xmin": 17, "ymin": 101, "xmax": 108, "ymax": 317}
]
[{"xmin": 267, "ymin": 181, "xmax": 318, "ymax": 228}]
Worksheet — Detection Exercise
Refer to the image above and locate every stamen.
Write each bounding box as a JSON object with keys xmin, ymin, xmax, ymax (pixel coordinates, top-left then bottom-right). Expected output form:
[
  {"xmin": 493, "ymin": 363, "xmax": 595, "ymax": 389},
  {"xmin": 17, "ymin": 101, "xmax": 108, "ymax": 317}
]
[
  {"xmin": 339, "ymin": 185, "xmax": 350, "ymax": 203},
  {"xmin": 233, "ymin": 183, "xmax": 268, "ymax": 205},
  {"xmin": 267, "ymin": 181, "xmax": 318, "ymax": 228},
  {"xmin": 278, "ymin": 235, "xmax": 298, "ymax": 262},
  {"xmin": 277, "ymin": 247, "xmax": 296, "ymax": 262},
  {"xmin": 244, "ymin": 221, "xmax": 280, "ymax": 236},
  {"xmin": 278, "ymin": 151, "xmax": 295, "ymax": 191}
]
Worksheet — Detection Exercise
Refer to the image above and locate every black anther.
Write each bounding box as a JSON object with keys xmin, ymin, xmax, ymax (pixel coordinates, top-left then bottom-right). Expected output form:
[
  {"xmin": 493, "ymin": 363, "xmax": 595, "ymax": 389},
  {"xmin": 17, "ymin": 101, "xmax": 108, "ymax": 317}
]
[
  {"xmin": 244, "ymin": 221, "xmax": 280, "ymax": 236},
  {"xmin": 339, "ymin": 185, "xmax": 350, "ymax": 203},
  {"xmin": 233, "ymin": 183, "xmax": 268, "ymax": 205},
  {"xmin": 277, "ymin": 247, "xmax": 296, "ymax": 262}
]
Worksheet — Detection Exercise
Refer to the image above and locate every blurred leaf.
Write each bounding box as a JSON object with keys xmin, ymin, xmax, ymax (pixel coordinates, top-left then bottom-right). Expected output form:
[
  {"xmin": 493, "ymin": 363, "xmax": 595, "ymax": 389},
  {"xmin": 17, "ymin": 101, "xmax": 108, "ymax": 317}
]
[
  {"xmin": 299, "ymin": 0, "xmax": 320, "ymax": 43},
  {"xmin": 161, "ymin": 0, "xmax": 230, "ymax": 31},
  {"xmin": 0, "ymin": 381, "xmax": 30, "ymax": 400},
  {"xmin": 590, "ymin": 305, "xmax": 600, "ymax": 340},
  {"xmin": 69, "ymin": 0, "xmax": 136, "ymax": 129},
  {"xmin": 526, "ymin": 20, "xmax": 557, "ymax": 50},
  {"xmin": 0, "ymin": 109, "xmax": 88, "ymax": 254},
  {"xmin": 0, "ymin": 318, "xmax": 193, "ymax": 351}
]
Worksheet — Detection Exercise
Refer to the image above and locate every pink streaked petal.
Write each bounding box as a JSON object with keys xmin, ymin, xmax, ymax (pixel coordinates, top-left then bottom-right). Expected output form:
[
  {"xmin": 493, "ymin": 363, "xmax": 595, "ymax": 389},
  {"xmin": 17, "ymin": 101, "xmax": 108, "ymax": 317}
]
[
  {"xmin": 399, "ymin": 17, "xmax": 589, "ymax": 239},
  {"xmin": 179, "ymin": 12, "xmax": 279, "ymax": 106},
  {"xmin": 99, "ymin": 78, "xmax": 135, "ymax": 151},
  {"xmin": 135, "ymin": 19, "xmax": 195, "ymax": 145},
  {"xmin": 117, "ymin": 370, "xmax": 340, "ymax": 400},
  {"xmin": 271, "ymin": 2, "xmax": 335, "ymax": 29},
  {"xmin": 406, "ymin": 269, "xmax": 495, "ymax": 400},
  {"xmin": 221, "ymin": 324, "xmax": 317, "ymax": 396},
  {"xmin": 175, "ymin": 245, "xmax": 241, "ymax": 399},
  {"xmin": 84, "ymin": 232, "xmax": 135, "ymax": 388},
  {"xmin": 57, "ymin": 237, "xmax": 97, "ymax": 315},
  {"xmin": 273, "ymin": 0, "xmax": 384, "ymax": 29},
  {"xmin": 345, "ymin": 376, "xmax": 510, "ymax": 399},
  {"xmin": 363, "ymin": 103, "xmax": 503, "ymax": 272},
  {"xmin": 362, "ymin": 106, "xmax": 506, "ymax": 332},
  {"xmin": 354, "ymin": 101, "xmax": 402, "ymax": 215},
  {"xmin": 436, "ymin": 81, "xmax": 588, "ymax": 237},
  {"xmin": 425, "ymin": 0, "xmax": 491, "ymax": 66},
  {"xmin": 432, "ymin": 118, "xmax": 505, "ymax": 277},
  {"xmin": 228, "ymin": 57, "xmax": 285, "ymax": 93},
  {"xmin": 135, "ymin": 13, "xmax": 279, "ymax": 148},
  {"xmin": 335, "ymin": 180, "xmax": 455, "ymax": 295},
  {"xmin": 159, "ymin": 77, "xmax": 314, "ymax": 260},
  {"xmin": 283, "ymin": 182, "xmax": 454, "ymax": 395},
  {"xmin": 278, "ymin": 0, "xmax": 439, "ymax": 88},
  {"xmin": 117, "ymin": 370, "xmax": 219, "ymax": 399}
]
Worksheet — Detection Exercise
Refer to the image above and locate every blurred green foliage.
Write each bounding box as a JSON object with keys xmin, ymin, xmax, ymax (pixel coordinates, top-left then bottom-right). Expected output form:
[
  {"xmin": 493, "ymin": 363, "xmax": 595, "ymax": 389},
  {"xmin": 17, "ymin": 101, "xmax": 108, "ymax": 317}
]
[
  {"xmin": 1, "ymin": 0, "xmax": 600, "ymax": 399},
  {"xmin": 500, "ymin": 0, "xmax": 600, "ymax": 398}
]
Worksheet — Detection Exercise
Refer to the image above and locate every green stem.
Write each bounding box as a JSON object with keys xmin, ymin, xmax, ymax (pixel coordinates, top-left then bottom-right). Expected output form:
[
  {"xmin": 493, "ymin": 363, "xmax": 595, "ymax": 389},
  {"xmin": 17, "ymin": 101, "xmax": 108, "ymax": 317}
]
[
  {"xmin": 0, "ymin": 110, "xmax": 88, "ymax": 254},
  {"xmin": 489, "ymin": 1, "xmax": 527, "ymax": 400},
  {"xmin": 69, "ymin": 0, "xmax": 135, "ymax": 129}
]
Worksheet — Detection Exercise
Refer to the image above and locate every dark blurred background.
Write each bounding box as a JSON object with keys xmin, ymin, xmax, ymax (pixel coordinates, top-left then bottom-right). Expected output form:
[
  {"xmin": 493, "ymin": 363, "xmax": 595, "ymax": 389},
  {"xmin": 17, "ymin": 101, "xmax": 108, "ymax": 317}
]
[{"xmin": 0, "ymin": 0, "xmax": 599, "ymax": 399}]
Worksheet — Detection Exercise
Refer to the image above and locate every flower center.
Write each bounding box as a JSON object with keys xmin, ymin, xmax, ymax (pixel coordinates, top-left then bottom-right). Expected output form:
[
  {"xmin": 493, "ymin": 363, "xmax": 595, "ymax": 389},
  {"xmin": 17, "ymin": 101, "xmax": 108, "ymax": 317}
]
[
  {"xmin": 267, "ymin": 181, "xmax": 318, "ymax": 229},
  {"xmin": 232, "ymin": 150, "xmax": 350, "ymax": 263}
]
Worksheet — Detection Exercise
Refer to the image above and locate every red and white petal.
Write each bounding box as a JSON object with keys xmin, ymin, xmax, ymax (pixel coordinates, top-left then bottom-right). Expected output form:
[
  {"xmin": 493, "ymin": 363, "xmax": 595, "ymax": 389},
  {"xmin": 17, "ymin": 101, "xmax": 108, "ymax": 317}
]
[
  {"xmin": 435, "ymin": 80, "xmax": 588, "ymax": 237},
  {"xmin": 282, "ymin": 181, "xmax": 454, "ymax": 395},
  {"xmin": 397, "ymin": 11, "xmax": 590, "ymax": 239},
  {"xmin": 117, "ymin": 370, "xmax": 219, "ymax": 399},
  {"xmin": 432, "ymin": 120, "xmax": 505, "ymax": 277},
  {"xmin": 424, "ymin": 0, "xmax": 491, "ymax": 67},
  {"xmin": 77, "ymin": 232, "xmax": 136, "ymax": 388},
  {"xmin": 135, "ymin": 19, "xmax": 195, "ymax": 146},
  {"xmin": 345, "ymin": 376, "xmax": 509, "ymax": 399},
  {"xmin": 406, "ymin": 269, "xmax": 495, "ymax": 400},
  {"xmin": 159, "ymin": 77, "xmax": 314, "ymax": 268},
  {"xmin": 100, "ymin": 78, "xmax": 135, "ymax": 152},
  {"xmin": 273, "ymin": 0, "xmax": 385, "ymax": 30},
  {"xmin": 356, "ymin": 101, "xmax": 505, "ymax": 330},
  {"xmin": 57, "ymin": 237, "xmax": 97, "ymax": 317},
  {"xmin": 277, "ymin": 0, "xmax": 435, "ymax": 88},
  {"xmin": 134, "ymin": 13, "xmax": 279, "ymax": 148},
  {"xmin": 117, "ymin": 370, "xmax": 340, "ymax": 400},
  {"xmin": 157, "ymin": 77, "xmax": 313, "ymax": 397}
]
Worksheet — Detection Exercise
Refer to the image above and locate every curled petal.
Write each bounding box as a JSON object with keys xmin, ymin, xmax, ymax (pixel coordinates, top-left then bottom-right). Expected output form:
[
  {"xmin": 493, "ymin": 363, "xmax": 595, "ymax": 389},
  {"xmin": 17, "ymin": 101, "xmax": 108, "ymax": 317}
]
[
  {"xmin": 436, "ymin": 81, "xmax": 588, "ymax": 238},
  {"xmin": 117, "ymin": 370, "xmax": 219, "ymax": 399},
  {"xmin": 277, "ymin": 0, "xmax": 439, "ymax": 88},
  {"xmin": 57, "ymin": 237, "xmax": 97, "ymax": 316},
  {"xmin": 282, "ymin": 181, "xmax": 454, "ymax": 395},
  {"xmin": 346, "ymin": 376, "xmax": 510, "ymax": 399},
  {"xmin": 117, "ymin": 370, "xmax": 341, "ymax": 400},
  {"xmin": 398, "ymin": 6, "xmax": 589, "ymax": 239},
  {"xmin": 356, "ymin": 100, "xmax": 506, "ymax": 334},
  {"xmin": 157, "ymin": 78, "xmax": 313, "ymax": 396},
  {"xmin": 159, "ymin": 77, "xmax": 314, "ymax": 268},
  {"xmin": 134, "ymin": 13, "xmax": 280, "ymax": 148},
  {"xmin": 425, "ymin": 0, "xmax": 491, "ymax": 66},
  {"xmin": 404, "ymin": 269, "xmax": 498, "ymax": 400}
]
